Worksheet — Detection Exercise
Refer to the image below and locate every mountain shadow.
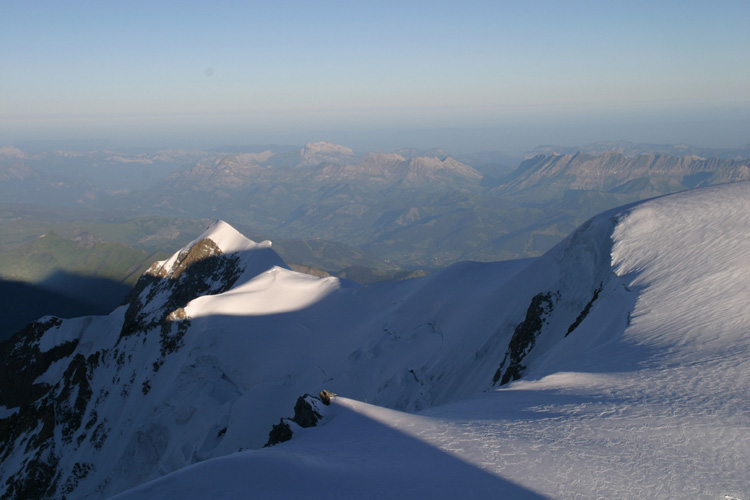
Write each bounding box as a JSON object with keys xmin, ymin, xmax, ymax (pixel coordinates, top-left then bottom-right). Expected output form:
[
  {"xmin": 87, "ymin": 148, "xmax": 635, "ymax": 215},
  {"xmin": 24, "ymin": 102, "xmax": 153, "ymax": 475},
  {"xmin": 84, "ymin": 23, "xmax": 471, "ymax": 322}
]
[
  {"xmin": 0, "ymin": 273, "xmax": 132, "ymax": 340},
  {"xmin": 119, "ymin": 398, "xmax": 554, "ymax": 499}
]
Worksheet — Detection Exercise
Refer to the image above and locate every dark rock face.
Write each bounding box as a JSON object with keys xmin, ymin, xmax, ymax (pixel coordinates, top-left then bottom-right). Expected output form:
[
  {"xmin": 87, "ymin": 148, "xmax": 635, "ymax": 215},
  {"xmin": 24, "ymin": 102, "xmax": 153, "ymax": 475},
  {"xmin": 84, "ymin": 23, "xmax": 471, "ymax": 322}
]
[
  {"xmin": 566, "ymin": 283, "xmax": 603, "ymax": 337},
  {"xmin": 0, "ymin": 317, "xmax": 73, "ymax": 409},
  {"xmin": 293, "ymin": 395, "xmax": 323, "ymax": 428},
  {"xmin": 493, "ymin": 292, "xmax": 558, "ymax": 385},
  {"xmin": 120, "ymin": 238, "xmax": 242, "ymax": 342},
  {"xmin": 264, "ymin": 419, "xmax": 293, "ymax": 447},
  {"xmin": 0, "ymin": 318, "xmax": 95, "ymax": 500},
  {"xmin": 264, "ymin": 394, "xmax": 325, "ymax": 447},
  {"xmin": 118, "ymin": 238, "xmax": 244, "ymax": 373}
]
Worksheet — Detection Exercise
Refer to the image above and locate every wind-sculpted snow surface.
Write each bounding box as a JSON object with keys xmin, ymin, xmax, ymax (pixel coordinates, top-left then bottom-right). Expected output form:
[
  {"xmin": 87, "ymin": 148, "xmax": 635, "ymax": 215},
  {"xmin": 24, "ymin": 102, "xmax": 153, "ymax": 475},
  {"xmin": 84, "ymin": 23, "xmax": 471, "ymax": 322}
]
[
  {"xmin": 3, "ymin": 183, "xmax": 750, "ymax": 499},
  {"xmin": 112, "ymin": 182, "xmax": 750, "ymax": 500}
]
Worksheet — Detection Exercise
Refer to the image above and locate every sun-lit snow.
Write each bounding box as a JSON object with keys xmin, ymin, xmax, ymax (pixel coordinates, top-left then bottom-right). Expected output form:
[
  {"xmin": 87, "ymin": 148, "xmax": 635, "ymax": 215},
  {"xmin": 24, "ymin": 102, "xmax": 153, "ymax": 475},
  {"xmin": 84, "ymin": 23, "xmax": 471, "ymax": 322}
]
[
  {"xmin": 110, "ymin": 182, "xmax": 750, "ymax": 500},
  {"xmin": 185, "ymin": 266, "xmax": 347, "ymax": 317}
]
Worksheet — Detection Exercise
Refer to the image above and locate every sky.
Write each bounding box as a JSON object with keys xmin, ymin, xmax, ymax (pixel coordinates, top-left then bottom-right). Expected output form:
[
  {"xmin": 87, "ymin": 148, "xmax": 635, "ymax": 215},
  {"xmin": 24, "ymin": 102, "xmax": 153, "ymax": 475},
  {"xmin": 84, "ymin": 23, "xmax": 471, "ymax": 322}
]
[{"xmin": 1, "ymin": 0, "xmax": 748, "ymax": 154}]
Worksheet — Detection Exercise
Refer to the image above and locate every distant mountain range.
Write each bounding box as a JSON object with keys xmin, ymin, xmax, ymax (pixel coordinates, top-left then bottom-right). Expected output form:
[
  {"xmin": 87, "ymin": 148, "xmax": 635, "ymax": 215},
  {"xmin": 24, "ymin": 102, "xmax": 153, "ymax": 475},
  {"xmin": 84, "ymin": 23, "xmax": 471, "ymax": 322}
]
[
  {"xmin": 496, "ymin": 150, "xmax": 750, "ymax": 197},
  {"xmin": 3, "ymin": 140, "xmax": 750, "ymax": 269},
  {"xmin": 159, "ymin": 147, "xmax": 482, "ymax": 193}
]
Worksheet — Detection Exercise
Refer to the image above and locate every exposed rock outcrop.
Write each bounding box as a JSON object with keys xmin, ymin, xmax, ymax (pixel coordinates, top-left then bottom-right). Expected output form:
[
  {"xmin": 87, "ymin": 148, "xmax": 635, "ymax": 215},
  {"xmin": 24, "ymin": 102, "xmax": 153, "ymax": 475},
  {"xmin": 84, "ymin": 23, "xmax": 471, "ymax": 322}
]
[{"xmin": 264, "ymin": 394, "xmax": 327, "ymax": 447}]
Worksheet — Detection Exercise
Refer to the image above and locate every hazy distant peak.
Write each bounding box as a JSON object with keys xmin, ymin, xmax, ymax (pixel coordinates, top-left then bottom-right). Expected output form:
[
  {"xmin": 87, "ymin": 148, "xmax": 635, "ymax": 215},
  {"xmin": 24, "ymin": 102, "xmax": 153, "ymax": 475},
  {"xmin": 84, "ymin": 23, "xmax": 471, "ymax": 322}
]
[
  {"xmin": 393, "ymin": 147, "xmax": 448, "ymax": 159},
  {"xmin": 407, "ymin": 155, "xmax": 483, "ymax": 179},
  {"xmin": 408, "ymin": 155, "xmax": 460, "ymax": 166},
  {"xmin": 0, "ymin": 162, "xmax": 39, "ymax": 182},
  {"xmin": 363, "ymin": 152, "xmax": 406, "ymax": 162},
  {"xmin": 301, "ymin": 141, "xmax": 354, "ymax": 156},
  {"xmin": 0, "ymin": 146, "xmax": 25, "ymax": 158},
  {"xmin": 298, "ymin": 141, "xmax": 356, "ymax": 167},
  {"xmin": 234, "ymin": 150, "xmax": 275, "ymax": 164}
]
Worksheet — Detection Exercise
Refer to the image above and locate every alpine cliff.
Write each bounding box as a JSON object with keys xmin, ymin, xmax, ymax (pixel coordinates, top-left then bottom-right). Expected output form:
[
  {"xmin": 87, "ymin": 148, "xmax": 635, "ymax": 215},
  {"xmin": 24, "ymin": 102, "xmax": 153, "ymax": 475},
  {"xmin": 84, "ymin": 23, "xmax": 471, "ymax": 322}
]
[{"xmin": 2, "ymin": 182, "xmax": 749, "ymax": 499}]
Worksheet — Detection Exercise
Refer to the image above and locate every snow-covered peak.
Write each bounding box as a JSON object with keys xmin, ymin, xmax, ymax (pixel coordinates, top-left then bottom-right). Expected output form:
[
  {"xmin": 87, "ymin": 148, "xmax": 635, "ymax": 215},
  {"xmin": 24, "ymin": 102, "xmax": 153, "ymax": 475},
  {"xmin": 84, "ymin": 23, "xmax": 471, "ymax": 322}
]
[
  {"xmin": 298, "ymin": 141, "xmax": 356, "ymax": 167},
  {"xmin": 114, "ymin": 219, "xmax": 290, "ymax": 343},
  {"xmin": 152, "ymin": 220, "xmax": 287, "ymax": 283},
  {"xmin": 158, "ymin": 220, "xmax": 268, "ymax": 267}
]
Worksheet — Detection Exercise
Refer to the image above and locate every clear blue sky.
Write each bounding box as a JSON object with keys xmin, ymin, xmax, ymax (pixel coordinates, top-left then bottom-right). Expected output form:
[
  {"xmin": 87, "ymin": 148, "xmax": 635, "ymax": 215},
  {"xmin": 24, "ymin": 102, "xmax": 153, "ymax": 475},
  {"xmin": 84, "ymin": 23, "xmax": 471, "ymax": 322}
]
[{"xmin": 1, "ymin": 0, "xmax": 748, "ymax": 153}]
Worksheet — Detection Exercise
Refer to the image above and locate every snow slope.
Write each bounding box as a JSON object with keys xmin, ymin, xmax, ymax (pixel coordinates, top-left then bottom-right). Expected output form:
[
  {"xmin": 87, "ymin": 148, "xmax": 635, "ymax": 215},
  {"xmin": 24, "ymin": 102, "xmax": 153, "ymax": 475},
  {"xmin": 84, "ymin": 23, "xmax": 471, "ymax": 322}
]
[{"xmin": 112, "ymin": 182, "xmax": 750, "ymax": 500}]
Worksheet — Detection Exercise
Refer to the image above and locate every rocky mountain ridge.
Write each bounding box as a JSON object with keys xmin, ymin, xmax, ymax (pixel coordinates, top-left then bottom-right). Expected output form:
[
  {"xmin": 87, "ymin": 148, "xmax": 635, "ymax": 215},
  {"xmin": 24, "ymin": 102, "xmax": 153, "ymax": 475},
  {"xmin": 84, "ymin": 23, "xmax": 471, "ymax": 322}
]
[
  {"xmin": 497, "ymin": 150, "xmax": 750, "ymax": 197},
  {"xmin": 159, "ymin": 144, "xmax": 482, "ymax": 193},
  {"xmin": 298, "ymin": 141, "xmax": 356, "ymax": 167},
  {"xmin": 528, "ymin": 140, "xmax": 750, "ymax": 160}
]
